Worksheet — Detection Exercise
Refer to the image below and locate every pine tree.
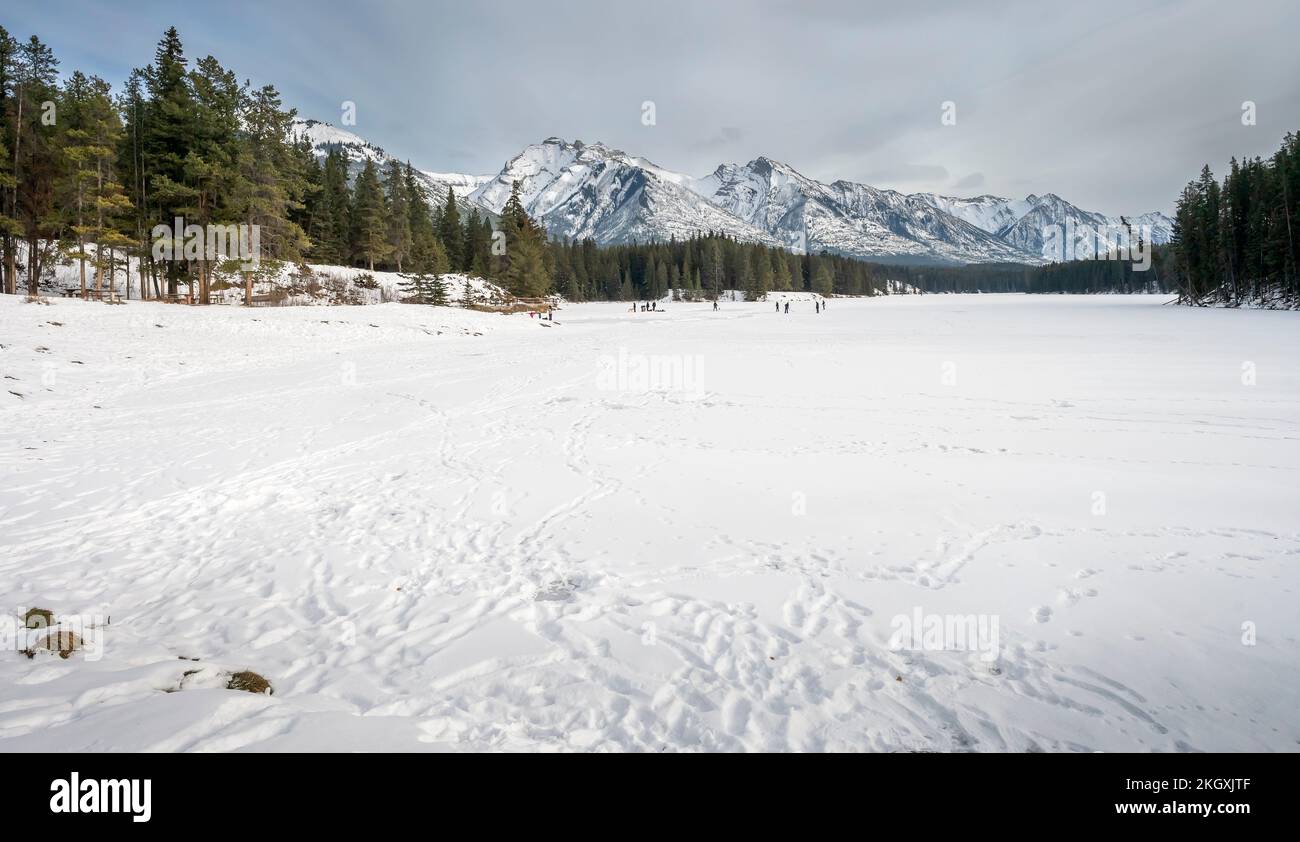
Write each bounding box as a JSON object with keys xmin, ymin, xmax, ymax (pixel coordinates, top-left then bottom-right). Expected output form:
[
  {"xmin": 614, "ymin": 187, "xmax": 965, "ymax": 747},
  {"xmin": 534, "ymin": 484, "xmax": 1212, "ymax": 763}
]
[
  {"xmin": 225, "ymin": 83, "xmax": 309, "ymax": 303},
  {"xmin": 773, "ymin": 251, "xmax": 792, "ymax": 290},
  {"xmin": 403, "ymin": 162, "xmax": 438, "ymax": 273},
  {"xmin": 350, "ymin": 158, "xmax": 389, "ymax": 272},
  {"xmin": 811, "ymin": 259, "xmax": 834, "ymax": 295},
  {"xmin": 10, "ymin": 34, "xmax": 60, "ymax": 293},
  {"xmin": 383, "ymin": 159, "xmax": 411, "ymax": 271},
  {"xmin": 315, "ymin": 148, "xmax": 351, "ymax": 263},
  {"xmin": 143, "ymin": 27, "xmax": 195, "ymax": 295},
  {"xmin": 115, "ymin": 67, "xmax": 152, "ymax": 298},
  {"xmin": 437, "ymin": 187, "xmax": 461, "ymax": 268},
  {"xmin": 0, "ymin": 26, "xmax": 19, "ymax": 294},
  {"xmin": 496, "ymin": 180, "xmax": 551, "ymax": 296},
  {"xmin": 186, "ymin": 54, "xmax": 241, "ymax": 302},
  {"xmin": 463, "ymin": 207, "xmax": 490, "ymax": 274},
  {"xmin": 57, "ymin": 72, "xmax": 134, "ymax": 297},
  {"xmin": 398, "ymin": 269, "xmax": 446, "ymax": 305}
]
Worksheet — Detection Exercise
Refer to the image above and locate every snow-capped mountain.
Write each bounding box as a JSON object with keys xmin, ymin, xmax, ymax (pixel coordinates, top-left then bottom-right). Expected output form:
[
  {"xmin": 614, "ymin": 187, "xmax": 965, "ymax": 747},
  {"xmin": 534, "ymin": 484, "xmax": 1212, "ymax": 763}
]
[
  {"xmin": 420, "ymin": 170, "xmax": 493, "ymax": 201},
  {"xmin": 912, "ymin": 194, "xmax": 1028, "ymax": 235},
  {"xmin": 292, "ymin": 119, "xmax": 493, "ymax": 214},
  {"xmin": 469, "ymin": 138, "xmax": 782, "ymax": 248},
  {"xmin": 695, "ymin": 157, "xmax": 1036, "ymax": 264},
  {"xmin": 297, "ymin": 118, "xmax": 1171, "ymax": 266},
  {"xmin": 914, "ymin": 192, "xmax": 1174, "ymax": 260}
]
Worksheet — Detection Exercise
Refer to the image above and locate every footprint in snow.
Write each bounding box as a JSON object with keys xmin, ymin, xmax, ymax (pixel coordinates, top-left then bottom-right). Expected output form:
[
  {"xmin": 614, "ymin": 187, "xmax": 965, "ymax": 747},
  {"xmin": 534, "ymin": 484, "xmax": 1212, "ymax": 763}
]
[{"xmin": 534, "ymin": 579, "xmax": 579, "ymax": 602}]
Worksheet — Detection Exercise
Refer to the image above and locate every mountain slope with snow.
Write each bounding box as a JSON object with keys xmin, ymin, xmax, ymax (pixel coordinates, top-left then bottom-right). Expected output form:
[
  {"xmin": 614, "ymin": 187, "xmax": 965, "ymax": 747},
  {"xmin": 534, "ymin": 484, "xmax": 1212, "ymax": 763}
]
[
  {"xmin": 469, "ymin": 139, "xmax": 782, "ymax": 247},
  {"xmin": 695, "ymin": 157, "xmax": 1040, "ymax": 263},
  {"xmin": 913, "ymin": 192, "xmax": 1174, "ymax": 260},
  {"xmin": 292, "ymin": 119, "xmax": 494, "ymax": 215},
  {"xmin": 296, "ymin": 119, "xmax": 1173, "ymax": 266}
]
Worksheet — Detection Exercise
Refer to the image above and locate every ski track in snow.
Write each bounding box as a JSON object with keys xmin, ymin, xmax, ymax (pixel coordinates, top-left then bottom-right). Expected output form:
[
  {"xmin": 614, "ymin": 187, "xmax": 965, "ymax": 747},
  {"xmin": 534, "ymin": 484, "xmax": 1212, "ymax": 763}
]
[{"xmin": 1, "ymin": 294, "xmax": 1298, "ymax": 752}]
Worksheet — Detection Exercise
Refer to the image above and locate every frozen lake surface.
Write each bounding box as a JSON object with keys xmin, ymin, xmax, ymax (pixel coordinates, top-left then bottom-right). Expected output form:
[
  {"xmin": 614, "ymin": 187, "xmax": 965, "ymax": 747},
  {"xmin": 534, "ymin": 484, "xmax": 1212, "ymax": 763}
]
[{"xmin": 1, "ymin": 293, "xmax": 1297, "ymax": 751}]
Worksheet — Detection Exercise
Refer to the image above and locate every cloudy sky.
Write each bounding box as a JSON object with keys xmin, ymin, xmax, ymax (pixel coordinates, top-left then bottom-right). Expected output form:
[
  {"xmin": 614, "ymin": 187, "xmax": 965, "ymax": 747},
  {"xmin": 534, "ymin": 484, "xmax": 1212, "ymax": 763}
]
[{"xmin": 8, "ymin": 0, "xmax": 1298, "ymax": 213}]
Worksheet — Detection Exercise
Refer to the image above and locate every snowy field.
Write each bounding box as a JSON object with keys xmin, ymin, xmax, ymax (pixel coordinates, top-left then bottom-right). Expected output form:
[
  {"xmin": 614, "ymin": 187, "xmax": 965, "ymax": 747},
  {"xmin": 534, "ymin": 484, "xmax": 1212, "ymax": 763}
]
[{"xmin": 1, "ymin": 293, "xmax": 1297, "ymax": 752}]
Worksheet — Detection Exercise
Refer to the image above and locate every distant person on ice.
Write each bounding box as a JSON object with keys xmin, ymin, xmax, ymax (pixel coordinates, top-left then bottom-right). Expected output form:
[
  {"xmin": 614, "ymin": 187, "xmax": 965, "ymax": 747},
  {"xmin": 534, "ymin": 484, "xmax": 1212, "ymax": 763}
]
[
  {"xmin": 784, "ymin": 301, "xmax": 789, "ymax": 314},
  {"xmin": 713, "ymin": 300, "xmax": 718, "ymax": 311}
]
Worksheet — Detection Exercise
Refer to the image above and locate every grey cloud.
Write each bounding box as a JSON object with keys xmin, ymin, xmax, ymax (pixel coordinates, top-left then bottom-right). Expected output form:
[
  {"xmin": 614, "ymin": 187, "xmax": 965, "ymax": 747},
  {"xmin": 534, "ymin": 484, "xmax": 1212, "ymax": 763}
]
[{"xmin": 14, "ymin": 0, "xmax": 1300, "ymax": 214}]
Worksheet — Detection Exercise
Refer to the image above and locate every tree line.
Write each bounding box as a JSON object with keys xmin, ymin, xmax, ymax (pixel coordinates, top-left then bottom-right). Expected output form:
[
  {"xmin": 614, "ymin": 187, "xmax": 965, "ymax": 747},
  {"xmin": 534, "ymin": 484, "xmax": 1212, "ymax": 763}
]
[
  {"xmin": 5, "ymin": 23, "xmax": 1290, "ymax": 307},
  {"xmin": 545, "ymin": 235, "xmax": 862, "ymax": 301},
  {"xmin": 1166, "ymin": 131, "xmax": 1299, "ymax": 306},
  {"xmin": 873, "ymin": 246, "xmax": 1177, "ymax": 296}
]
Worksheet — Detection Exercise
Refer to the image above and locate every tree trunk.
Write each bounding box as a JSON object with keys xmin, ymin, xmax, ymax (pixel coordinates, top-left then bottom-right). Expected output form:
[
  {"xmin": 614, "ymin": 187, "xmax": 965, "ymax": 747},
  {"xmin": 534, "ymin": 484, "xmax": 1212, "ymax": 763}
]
[{"xmin": 2, "ymin": 238, "xmax": 11, "ymax": 294}]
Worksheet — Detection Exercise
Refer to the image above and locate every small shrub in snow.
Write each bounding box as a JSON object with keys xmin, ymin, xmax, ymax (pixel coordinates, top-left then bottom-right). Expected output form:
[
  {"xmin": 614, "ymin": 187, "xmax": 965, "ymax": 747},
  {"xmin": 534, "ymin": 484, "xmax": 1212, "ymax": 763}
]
[{"xmin": 226, "ymin": 670, "xmax": 273, "ymax": 695}]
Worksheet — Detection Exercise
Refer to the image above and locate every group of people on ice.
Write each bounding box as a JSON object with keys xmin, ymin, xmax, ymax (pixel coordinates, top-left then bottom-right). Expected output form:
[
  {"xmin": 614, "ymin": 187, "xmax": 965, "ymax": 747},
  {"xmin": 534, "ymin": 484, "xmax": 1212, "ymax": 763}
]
[
  {"xmin": 772, "ymin": 297, "xmax": 828, "ymax": 314},
  {"xmin": 634, "ymin": 296, "xmax": 830, "ymax": 313}
]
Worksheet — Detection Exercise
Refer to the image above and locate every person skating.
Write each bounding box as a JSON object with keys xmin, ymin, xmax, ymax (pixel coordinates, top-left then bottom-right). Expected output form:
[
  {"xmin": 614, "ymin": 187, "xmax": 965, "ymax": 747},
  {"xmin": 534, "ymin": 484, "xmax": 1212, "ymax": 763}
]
[
  {"xmin": 713, "ymin": 300, "xmax": 718, "ymax": 311},
  {"xmin": 784, "ymin": 301, "xmax": 789, "ymax": 314},
  {"xmin": 816, "ymin": 301, "xmax": 820, "ymax": 314},
  {"xmin": 775, "ymin": 301, "xmax": 780, "ymax": 312}
]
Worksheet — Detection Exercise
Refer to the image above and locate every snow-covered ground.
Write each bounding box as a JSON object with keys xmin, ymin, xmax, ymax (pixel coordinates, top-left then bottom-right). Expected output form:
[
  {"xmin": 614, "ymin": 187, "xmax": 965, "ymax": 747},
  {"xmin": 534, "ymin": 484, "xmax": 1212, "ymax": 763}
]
[
  {"xmin": 1, "ymin": 294, "xmax": 1297, "ymax": 752},
  {"xmin": 36, "ymin": 247, "xmax": 510, "ymax": 308}
]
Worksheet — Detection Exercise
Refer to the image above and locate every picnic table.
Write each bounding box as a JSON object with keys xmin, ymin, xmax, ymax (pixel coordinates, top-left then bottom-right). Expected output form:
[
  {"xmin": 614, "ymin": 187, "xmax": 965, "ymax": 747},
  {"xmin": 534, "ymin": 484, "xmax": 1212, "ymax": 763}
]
[
  {"xmin": 159, "ymin": 291, "xmax": 222, "ymax": 304},
  {"xmin": 61, "ymin": 288, "xmax": 123, "ymax": 303}
]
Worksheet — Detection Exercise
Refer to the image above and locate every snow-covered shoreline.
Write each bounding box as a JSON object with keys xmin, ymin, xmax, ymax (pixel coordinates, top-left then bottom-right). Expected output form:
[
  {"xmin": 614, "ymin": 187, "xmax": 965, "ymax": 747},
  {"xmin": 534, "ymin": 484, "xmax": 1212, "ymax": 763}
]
[{"xmin": 1, "ymin": 294, "xmax": 1297, "ymax": 751}]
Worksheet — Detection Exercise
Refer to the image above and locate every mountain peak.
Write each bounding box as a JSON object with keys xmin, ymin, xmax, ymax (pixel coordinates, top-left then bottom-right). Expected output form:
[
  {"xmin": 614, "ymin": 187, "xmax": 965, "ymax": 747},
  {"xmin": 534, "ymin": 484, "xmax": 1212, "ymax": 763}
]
[
  {"xmin": 299, "ymin": 118, "xmax": 1171, "ymax": 266},
  {"xmin": 291, "ymin": 118, "xmax": 383, "ymax": 161},
  {"xmin": 748, "ymin": 155, "xmax": 797, "ymax": 173}
]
